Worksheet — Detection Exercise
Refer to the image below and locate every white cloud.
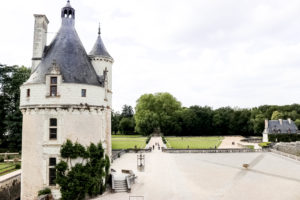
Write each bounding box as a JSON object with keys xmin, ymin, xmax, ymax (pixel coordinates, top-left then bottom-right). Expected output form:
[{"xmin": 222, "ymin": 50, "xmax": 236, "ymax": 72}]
[{"xmin": 0, "ymin": 0, "xmax": 300, "ymax": 111}]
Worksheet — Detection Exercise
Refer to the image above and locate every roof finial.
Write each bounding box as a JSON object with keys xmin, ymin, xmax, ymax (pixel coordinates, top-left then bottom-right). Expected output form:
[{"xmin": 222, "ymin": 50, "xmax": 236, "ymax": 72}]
[{"xmin": 98, "ymin": 22, "xmax": 101, "ymax": 35}]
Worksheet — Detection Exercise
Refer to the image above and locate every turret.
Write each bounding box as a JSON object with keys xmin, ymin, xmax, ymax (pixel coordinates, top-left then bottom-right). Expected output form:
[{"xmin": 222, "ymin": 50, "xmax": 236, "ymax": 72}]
[
  {"xmin": 89, "ymin": 24, "xmax": 114, "ymax": 103},
  {"xmin": 31, "ymin": 14, "xmax": 49, "ymax": 72}
]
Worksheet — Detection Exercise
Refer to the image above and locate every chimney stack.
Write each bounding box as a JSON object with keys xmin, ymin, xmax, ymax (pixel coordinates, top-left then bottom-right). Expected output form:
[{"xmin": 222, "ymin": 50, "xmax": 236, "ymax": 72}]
[
  {"xmin": 288, "ymin": 118, "xmax": 292, "ymax": 124},
  {"xmin": 265, "ymin": 119, "xmax": 268, "ymax": 129},
  {"xmin": 32, "ymin": 14, "xmax": 49, "ymax": 72},
  {"xmin": 279, "ymin": 119, "xmax": 283, "ymax": 125}
]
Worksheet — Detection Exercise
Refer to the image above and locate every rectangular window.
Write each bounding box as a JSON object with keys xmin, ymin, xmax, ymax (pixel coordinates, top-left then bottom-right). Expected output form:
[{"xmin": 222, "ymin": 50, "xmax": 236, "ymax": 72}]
[
  {"xmin": 50, "ymin": 77, "xmax": 57, "ymax": 84},
  {"xmin": 50, "ymin": 118, "xmax": 57, "ymax": 126},
  {"xmin": 49, "ymin": 157, "xmax": 56, "ymax": 186},
  {"xmin": 49, "ymin": 128, "xmax": 57, "ymax": 139},
  {"xmin": 50, "ymin": 77, "xmax": 57, "ymax": 96},
  {"xmin": 49, "ymin": 157, "xmax": 56, "ymax": 166},
  {"xmin": 49, "ymin": 118, "xmax": 57, "ymax": 140},
  {"xmin": 27, "ymin": 89, "xmax": 30, "ymax": 97},
  {"xmin": 81, "ymin": 89, "xmax": 86, "ymax": 97}
]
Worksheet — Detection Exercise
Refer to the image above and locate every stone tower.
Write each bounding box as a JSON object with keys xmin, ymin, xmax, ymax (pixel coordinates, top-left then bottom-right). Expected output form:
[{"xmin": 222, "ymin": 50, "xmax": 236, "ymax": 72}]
[{"xmin": 20, "ymin": 1, "xmax": 113, "ymax": 199}]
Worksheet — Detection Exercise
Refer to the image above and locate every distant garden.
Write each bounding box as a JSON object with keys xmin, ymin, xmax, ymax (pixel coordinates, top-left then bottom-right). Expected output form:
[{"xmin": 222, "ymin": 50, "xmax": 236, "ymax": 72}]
[{"xmin": 113, "ymin": 93, "xmax": 300, "ymax": 137}]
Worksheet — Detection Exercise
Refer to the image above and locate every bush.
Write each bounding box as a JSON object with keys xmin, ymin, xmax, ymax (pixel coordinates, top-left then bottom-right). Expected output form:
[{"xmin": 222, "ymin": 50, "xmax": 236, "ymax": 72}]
[
  {"xmin": 247, "ymin": 145, "xmax": 254, "ymax": 150},
  {"xmin": 0, "ymin": 156, "xmax": 4, "ymax": 162},
  {"xmin": 56, "ymin": 140, "xmax": 109, "ymax": 200},
  {"xmin": 269, "ymin": 134, "xmax": 300, "ymax": 142},
  {"xmin": 259, "ymin": 142, "xmax": 271, "ymax": 148},
  {"xmin": 38, "ymin": 188, "xmax": 51, "ymax": 196},
  {"xmin": 162, "ymin": 136, "xmax": 167, "ymax": 144},
  {"xmin": 15, "ymin": 163, "xmax": 21, "ymax": 169},
  {"xmin": 146, "ymin": 136, "xmax": 151, "ymax": 144}
]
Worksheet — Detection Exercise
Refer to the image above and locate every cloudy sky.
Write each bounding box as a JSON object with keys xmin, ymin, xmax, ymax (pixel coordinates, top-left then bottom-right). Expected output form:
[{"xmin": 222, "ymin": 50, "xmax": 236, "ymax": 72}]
[{"xmin": 1, "ymin": 0, "xmax": 300, "ymax": 111}]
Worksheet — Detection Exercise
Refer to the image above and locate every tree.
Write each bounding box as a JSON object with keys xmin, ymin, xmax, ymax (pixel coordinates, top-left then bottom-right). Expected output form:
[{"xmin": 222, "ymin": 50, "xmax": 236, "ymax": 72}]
[
  {"xmin": 56, "ymin": 140, "xmax": 110, "ymax": 200},
  {"xmin": 294, "ymin": 119, "xmax": 300, "ymax": 129},
  {"xmin": 135, "ymin": 93, "xmax": 181, "ymax": 135},
  {"xmin": 119, "ymin": 117, "xmax": 135, "ymax": 134},
  {"xmin": 111, "ymin": 110, "xmax": 121, "ymax": 134},
  {"xmin": 0, "ymin": 64, "xmax": 31, "ymax": 151},
  {"xmin": 271, "ymin": 111, "xmax": 284, "ymax": 120},
  {"xmin": 121, "ymin": 105, "xmax": 134, "ymax": 118}
]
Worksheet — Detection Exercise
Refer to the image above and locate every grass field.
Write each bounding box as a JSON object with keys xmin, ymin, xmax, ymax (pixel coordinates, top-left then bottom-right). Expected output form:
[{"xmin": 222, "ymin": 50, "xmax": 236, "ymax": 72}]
[
  {"xmin": 112, "ymin": 135, "xmax": 147, "ymax": 149},
  {"xmin": 165, "ymin": 137, "xmax": 224, "ymax": 149},
  {"xmin": 0, "ymin": 162, "xmax": 20, "ymax": 176}
]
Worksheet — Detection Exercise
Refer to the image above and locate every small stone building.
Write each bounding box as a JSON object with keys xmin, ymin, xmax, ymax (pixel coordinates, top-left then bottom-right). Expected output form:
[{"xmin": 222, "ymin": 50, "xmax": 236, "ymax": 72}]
[
  {"xmin": 20, "ymin": 1, "xmax": 113, "ymax": 199},
  {"xmin": 262, "ymin": 119, "xmax": 298, "ymax": 142}
]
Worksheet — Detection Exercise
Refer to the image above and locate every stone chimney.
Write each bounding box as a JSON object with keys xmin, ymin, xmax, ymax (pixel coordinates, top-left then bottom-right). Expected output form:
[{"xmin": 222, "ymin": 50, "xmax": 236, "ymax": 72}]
[
  {"xmin": 279, "ymin": 119, "xmax": 283, "ymax": 125},
  {"xmin": 265, "ymin": 119, "xmax": 268, "ymax": 129},
  {"xmin": 288, "ymin": 118, "xmax": 292, "ymax": 124},
  {"xmin": 32, "ymin": 14, "xmax": 49, "ymax": 72}
]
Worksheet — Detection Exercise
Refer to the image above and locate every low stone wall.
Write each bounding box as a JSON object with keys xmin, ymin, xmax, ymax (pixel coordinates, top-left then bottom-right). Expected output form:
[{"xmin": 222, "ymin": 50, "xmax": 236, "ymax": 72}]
[
  {"xmin": 0, "ymin": 170, "xmax": 21, "ymax": 200},
  {"xmin": 273, "ymin": 142, "xmax": 300, "ymax": 157},
  {"xmin": 162, "ymin": 148, "xmax": 268, "ymax": 153},
  {"xmin": 271, "ymin": 149, "xmax": 300, "ymax": 161}
]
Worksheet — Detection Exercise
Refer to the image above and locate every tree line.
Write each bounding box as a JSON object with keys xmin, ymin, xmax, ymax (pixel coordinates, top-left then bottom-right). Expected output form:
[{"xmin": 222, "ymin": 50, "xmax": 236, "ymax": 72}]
[
  {"xmin": 0, "ymin": 64, "xmax": 31, "ymax": 152},
  {"xmin": 113, "ymin": 93, "xmax": 300, "ymax": 136}
]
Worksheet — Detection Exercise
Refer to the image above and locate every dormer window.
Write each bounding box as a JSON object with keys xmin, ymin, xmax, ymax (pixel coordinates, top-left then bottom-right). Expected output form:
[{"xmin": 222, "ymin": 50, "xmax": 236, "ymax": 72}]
[
  {"xmin": 50, "ymin": 77, "xmax": 57, "ymax": 96},
  {"xmin": 81, "ymin": 89, "xmax": 86, "ymax": 97},
  {"xmin": 27, "ymin": 89, "xmax": 30, "ymax": 97}
]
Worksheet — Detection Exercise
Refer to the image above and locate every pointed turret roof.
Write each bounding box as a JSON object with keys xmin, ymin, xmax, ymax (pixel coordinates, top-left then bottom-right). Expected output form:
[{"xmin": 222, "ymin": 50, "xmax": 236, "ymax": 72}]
[
  {"xmin": 89, "ymin": 24, "xmax": 113, "ymax": 59},
  {"xmin": 27, "ymin": 1, "xmax": 101, "ymax": 86}
]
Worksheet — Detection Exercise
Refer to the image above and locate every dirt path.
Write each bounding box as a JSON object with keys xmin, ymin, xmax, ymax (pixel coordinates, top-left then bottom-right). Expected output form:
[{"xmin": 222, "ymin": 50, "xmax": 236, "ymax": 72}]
[{"xmin": 218, "ymin": 136, "xmax": 245, "ymax": 149}]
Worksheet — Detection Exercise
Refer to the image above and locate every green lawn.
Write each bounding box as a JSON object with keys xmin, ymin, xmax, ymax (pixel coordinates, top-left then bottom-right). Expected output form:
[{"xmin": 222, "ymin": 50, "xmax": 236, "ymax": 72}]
[
  {"xmin": 0, "ymin": 162, "xmax": 20, "ymax": 176},
  {"xmin": 112, "ymin": 135, "xmax": 147, "ymax": 149},
  {"xmin": 165, "ymin": 136, "xmax": 224, "ymax": 149},
  {"xmin": 112, "ymin": 135, "xmax": 143, "ymax": 138}
]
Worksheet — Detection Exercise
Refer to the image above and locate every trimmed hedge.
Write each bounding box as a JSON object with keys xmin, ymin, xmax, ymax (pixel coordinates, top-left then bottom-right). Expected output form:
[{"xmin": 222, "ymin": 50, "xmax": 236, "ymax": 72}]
[{"xmin": 269, "ymin": 134, "xmax": 300, "ymax": 142}]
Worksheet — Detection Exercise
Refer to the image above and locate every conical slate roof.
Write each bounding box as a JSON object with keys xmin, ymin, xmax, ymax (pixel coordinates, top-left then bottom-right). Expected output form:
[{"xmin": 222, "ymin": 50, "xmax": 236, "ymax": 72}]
[
  {"xmin": 27, "ymin": 15, "xmax": 101, "ymax": 86},
  {"xmin": 89, "ymin": 27, "xmax": 113, "ymax": 59}
]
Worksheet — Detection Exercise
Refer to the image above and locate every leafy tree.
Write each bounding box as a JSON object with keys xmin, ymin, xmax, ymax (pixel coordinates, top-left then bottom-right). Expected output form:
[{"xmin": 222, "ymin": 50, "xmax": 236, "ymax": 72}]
[
  {"xmin": 294, "ymin": 119, "xmax": 300, "ymax": 129},
  {"xmin": 56, "ymin": 140, "xmax": 109, "ymax": 200},
  {"xmin": 121, "ymin": 105, "xmax": 134, "ymax": 118},
  {"xmin": 135, "ymin": 93, "xmax": 181, "ymax": 135},
  {"xmin": 111, "ymin": 110, "xmax": 121, "ymax": 134},
  {"xmin": 271, "ymin": 111, "xmax": 284, "ymax": 120},
  {"xmin": 0, "ymin": 64, "xmax": 30, "ymax": 151},
  {"xmin": 119, "ymin": 117, "xmax": 135, "ymax": 134}
]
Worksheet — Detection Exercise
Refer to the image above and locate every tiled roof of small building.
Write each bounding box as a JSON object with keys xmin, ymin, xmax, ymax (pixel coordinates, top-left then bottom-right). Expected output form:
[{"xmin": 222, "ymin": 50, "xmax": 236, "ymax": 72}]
[{"xmin": 265, "ymin": 119, "xmax": 298, "ymax": 134}]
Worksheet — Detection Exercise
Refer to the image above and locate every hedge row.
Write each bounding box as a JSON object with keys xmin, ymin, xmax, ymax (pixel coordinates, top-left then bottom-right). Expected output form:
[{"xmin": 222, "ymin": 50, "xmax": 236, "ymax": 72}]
[{"xmin": 269, "ymin": 134, "xmax": 300, "ymax": 142}]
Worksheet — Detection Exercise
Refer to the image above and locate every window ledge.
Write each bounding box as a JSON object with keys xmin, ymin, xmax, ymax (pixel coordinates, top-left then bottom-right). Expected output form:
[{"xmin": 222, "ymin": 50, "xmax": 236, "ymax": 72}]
[{"xmin": 46, "ymin": 95, "xmax": 61, "ymax": 98}]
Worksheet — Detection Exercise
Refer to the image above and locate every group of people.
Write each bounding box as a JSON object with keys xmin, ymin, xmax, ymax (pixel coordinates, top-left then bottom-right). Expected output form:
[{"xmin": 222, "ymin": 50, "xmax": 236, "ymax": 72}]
[{"xmin": 152, "ymin": 142, "xmax": 160, "ymax": 150}]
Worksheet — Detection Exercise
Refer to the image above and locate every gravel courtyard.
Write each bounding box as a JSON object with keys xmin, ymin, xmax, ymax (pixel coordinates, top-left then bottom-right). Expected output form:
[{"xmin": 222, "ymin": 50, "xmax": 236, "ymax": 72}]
[{"xmin": 95, "ymin": 145, "xmax": 300, "ymax": 200}]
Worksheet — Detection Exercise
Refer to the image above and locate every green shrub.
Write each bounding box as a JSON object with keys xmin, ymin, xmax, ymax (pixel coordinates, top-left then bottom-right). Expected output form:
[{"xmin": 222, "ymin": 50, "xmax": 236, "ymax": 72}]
[
  {"xmin": 259, "ymin": 142, "xmax": 271, "ymax": 147},
  {"xmin": 247, "ymin": 145, "xmax": 254, "ymax": 150},
  {"xmin": 7, "ymin": 155, "xmax": 12, "ymax": 160},
  {"xmin": 56, "ymin": 140, "xmax": 109, "ymax": 200},
  {"xmin": 269, "ymin": 134, "xmax": 300, "ymax": 142},
  {"xmin": 0, "ymin": 156, "xmax": 4, "ymax": 162},
  {"xmin": 15, "ymin": 163, "xmax": 21, "ymax": 169},
  {"xmin": 38, "ymin": 188, "xmax": 51, "ymax": 196},
  {"xmin": 146, "ymin": 136, "xmax": 151, "ymax": 144},
  {"xmin": 162, "ymin": 136, "xmax": 167, "ymax": 144}
]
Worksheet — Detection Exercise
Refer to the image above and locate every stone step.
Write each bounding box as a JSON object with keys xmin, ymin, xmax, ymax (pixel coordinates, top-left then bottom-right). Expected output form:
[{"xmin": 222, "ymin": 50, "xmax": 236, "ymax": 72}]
[{"xmin": 113, "ymin": 179, "xmax": 128, "ymax": 192}]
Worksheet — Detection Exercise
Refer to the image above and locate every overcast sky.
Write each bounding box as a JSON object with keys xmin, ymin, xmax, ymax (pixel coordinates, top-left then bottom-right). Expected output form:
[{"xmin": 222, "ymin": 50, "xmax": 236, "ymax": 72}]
[{"xmin": 1, "ymin": 0, "xmax": 300, "ymax": 112}]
